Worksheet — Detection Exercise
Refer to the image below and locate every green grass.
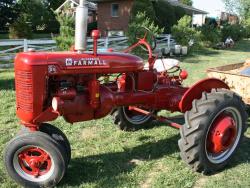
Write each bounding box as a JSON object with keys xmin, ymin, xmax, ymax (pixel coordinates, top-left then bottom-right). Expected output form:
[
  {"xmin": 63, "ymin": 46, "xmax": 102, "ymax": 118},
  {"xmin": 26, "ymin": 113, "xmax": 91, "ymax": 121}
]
[{"xmin": 0, "ymin": 40, "xmax": 250, "ymax": 188}]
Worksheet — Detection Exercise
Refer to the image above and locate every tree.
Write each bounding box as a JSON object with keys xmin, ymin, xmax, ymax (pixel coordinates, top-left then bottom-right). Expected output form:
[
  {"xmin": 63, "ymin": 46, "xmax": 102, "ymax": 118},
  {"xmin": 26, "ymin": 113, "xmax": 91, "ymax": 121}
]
[
  {"xmin": 180, "ymin": 0, "xmax": 193, "ymax": 6},
  {"xmin": 127, "ymin": 12, "xmax": 163, "ymax": 56},
  {"xmin": 0, "ymin": 0, "xmax": 19, "ymax": 31},
  {"xmin": 16, "ymin": 0, "xmax": 51, "ymax": 31},
  {"xmin": 171, "ymin": 15, "xmax": 201, "ymax": 48},
  {"xmin": 9, "ymin": 14, "xmax": 32, "ymax": 39},
  {"xmin": 153, "ymin": 0, "xmax": 176, "ymax": 33},
  {"xmin": 47, "ymin": 0, "xmax": 65, "ymax": 10},
  {"xmin": 14, "ymin": 0, "xmax": 61, "ymax": 33},
  {"xmin": 54, "ymin": 11, "xmax": 75, "ymax": 50},
  {"xmin": 130, "ymin": 0, "xmax": 156, "ymax": 21},
  {"xmin": 223, "ymin": 0, "xmax": 250, "ymax": 19},
  {"xmin": 223, "ymin": 0, "xmax": 241, "ymax": 15}
]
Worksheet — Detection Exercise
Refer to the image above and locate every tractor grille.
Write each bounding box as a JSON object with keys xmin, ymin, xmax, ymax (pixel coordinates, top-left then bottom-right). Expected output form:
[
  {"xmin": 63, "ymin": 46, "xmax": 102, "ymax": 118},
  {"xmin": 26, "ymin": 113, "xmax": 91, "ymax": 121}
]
[{"xmin": 16, "ymin": 70, "xmax": 33, "ymax": 112}]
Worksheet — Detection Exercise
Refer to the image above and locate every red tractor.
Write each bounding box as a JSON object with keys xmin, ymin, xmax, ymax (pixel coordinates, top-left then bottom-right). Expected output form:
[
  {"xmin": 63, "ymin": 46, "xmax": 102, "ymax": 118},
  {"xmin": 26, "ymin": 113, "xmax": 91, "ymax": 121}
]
[{"xmin": 4, "ymin": 1, "xmax": 247, "ymax": 187}]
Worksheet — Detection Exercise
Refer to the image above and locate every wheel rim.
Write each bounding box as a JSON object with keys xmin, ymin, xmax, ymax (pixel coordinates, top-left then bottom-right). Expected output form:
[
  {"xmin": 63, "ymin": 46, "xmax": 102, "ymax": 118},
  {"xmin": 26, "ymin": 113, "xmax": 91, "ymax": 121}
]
[
  {"xmin": 205, "ymin": 107, "xmax": 242, "ymax": 164},
  {"xmin": 13, "ymin": 145, "xmax": 55, "ymax": 182},
  {"xmin": 123, "ymin": 106, "xmax": 153, "ymax": 125}
]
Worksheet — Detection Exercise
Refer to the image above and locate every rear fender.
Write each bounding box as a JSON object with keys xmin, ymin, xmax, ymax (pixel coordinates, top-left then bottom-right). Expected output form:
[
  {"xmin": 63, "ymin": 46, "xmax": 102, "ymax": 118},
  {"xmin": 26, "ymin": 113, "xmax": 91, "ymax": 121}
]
[{"xmin": 179, "ymin": 78, "xmax": 230, "ymax": 112}]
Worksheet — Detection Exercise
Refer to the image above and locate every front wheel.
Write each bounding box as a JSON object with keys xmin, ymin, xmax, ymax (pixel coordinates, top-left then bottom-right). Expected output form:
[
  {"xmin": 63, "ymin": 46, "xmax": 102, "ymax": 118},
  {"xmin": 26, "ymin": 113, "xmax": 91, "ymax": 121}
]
[
  {"xmin": 4, "ymin": 131, "xmax": 66, "ymax": 188},
  {"xmin": 178, "ymin": 89, "xmax": 247, "ymax": 174}
]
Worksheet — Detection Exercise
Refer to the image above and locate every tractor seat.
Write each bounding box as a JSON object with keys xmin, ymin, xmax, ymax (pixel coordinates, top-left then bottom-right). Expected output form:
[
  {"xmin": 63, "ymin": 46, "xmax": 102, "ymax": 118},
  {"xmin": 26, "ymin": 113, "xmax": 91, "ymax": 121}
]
[{"xmin": 144, "ymin": 58, "xmax": 180, "ymax": 72}]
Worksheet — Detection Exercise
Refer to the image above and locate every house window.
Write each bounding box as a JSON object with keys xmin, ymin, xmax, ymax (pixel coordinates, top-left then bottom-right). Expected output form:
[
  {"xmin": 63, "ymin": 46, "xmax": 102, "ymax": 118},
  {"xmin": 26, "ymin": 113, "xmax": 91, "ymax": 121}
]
[{"xmin": 111, "ymin": 3, "xmax": 119, "ymax": 17}]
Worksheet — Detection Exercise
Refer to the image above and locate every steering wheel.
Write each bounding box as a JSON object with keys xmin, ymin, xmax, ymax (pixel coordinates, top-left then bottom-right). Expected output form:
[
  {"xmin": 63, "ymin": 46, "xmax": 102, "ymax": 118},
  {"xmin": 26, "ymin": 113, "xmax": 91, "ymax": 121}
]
[{"xmin": 134, "ymin": 26, "xmax": 157, "ymax": 51}]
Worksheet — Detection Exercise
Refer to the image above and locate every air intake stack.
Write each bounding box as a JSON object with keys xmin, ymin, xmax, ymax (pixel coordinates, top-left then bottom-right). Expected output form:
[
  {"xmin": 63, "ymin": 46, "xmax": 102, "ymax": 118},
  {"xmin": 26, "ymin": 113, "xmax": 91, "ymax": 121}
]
[{"xmin": 75, "ymin": 0, "xmax": 88, "ymax": 53}]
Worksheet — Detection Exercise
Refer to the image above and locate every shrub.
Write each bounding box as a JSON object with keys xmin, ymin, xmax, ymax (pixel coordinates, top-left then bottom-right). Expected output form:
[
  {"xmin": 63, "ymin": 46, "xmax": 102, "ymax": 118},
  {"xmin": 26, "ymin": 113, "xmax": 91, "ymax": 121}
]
[
  {"xmin": 127, "ymin": 12, "xmax": 163, "ymax": 56},
  {"xmin": 221, "ymin": 24, "xmax": 245, "ymax": 42},
  {"xmin": 171, "ymin": 16, "xmax": 201, "ymax": 48},
  {"xmin": 243, "ymin": 18, "xmax": 250, "ymax": 38},
  {"xmin": 54, "ymin": 12, "xmax": 75, "ymax": 51},
  {"xmin": 128, "ymin": 12, "xmax": 163, "ymax": 45},
  {"xmin": 200, "ymin": 24, "xmax": 222, "ymax": 47},
  {"xmin": 9, "ymin": 15, "xmax": 32, "ymax": 39}
]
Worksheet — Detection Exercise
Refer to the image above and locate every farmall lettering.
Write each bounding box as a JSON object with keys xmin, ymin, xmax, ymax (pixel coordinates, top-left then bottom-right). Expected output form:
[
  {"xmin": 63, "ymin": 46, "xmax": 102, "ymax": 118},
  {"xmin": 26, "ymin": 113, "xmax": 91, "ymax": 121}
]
[{"xmin": 65, "ymin": 58, "xmax": 106, "ymax": 67}]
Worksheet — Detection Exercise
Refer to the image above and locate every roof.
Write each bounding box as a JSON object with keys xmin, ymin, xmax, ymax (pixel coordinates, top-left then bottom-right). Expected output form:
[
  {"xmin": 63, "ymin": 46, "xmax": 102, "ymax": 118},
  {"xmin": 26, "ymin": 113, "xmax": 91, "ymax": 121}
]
[
  {"xmin": 167, "ymin": 0, "xmax": 208, "ymax": 15},
  {"xmin": 56, "ymin": 0, "xmax": 97, "ymax": 12},
  {"xmin": 90, "ymin": 0, "xmax": 208, "ymax": 15}
]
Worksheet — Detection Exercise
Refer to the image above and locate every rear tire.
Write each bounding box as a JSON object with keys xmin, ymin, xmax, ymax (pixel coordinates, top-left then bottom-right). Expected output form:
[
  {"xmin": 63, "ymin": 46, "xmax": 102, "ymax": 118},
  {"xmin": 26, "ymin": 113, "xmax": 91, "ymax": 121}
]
[
  {"xmin": 178, "ymin": 89, "xmax": 247, "ymax": 174},
  {"xmin": 4, "ymin": 131, "xmax": 66, "ymax": 188},
  {"xmin": 112, "ymin": 107, "xmax": 155, "ymax": 131}
]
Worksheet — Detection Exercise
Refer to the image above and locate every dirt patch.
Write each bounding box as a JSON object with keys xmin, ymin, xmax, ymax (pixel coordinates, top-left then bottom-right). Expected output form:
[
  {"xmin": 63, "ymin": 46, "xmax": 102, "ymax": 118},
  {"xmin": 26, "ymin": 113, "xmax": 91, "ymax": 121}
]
[
  {"xmin": 140, "ymin": 162, "xmax": 167, "ymax": 188},
  {"xmin": 193, "ymin": 176, "xmax": 208, "ymax": 188},
  {"xmin": 129, "ymin": 159, "xmax": 145, "ymax": 166},
  {"xmin": 194, "ymin": 173, "xmax": 222, "ymax": 188},
  {"xmin": 81, "ymin": 127, "xmax": 98, "ymax": 140}
]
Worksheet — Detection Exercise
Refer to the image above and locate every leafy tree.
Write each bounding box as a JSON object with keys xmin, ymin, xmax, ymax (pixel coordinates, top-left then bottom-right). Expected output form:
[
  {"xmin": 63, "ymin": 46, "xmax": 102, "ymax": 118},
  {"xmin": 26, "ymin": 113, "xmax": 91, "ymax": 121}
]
[
  {"xmin": 130, "ymin": 0, "xmax": 156, "ymax": 21},
  {"xmin": 153, "ymin": 0, "xmax": 176, "ymax": 33},
  {"xmin": 223, "ymin": 0, "xmax": 250, "ymax": 19},
  {"xmin": 200, "ymin": 24, "xmax": 221, "ymax": 47},
  {"xmin": 0, "ymin": 0, "xmax": 19, "ymax": 31},
  {"xmin": 9, "ymin": 14, "xmax": 32, "ymax": 39},
  {"xmin": 47, "ymin": 0, "xmax": 65, "ymax": 10},
  {"xmin": 54, "ymin": 11, "xmax": 75, "ymax": 50},
  {"xmin": 171, "ymin": 15, "xmax": 201, "ymax": 47},
  {"xmin": 15, "ymin": 0, "xmax": 60, "ymax": 33},
  {"xmin": 127, "ymin": 12, "xmax": 163, "ymax": 56},
  {"xmin": 221, "ymin": 23, "xmax": 246, "ymax": 41},
  {"xmin": 243, "ymin": 17, "xmax": 250, "ymax": 37},
  {"xmin": 174, "ymin": 6, "xmax": 187, "ymax": 21},
  {"xmin": 180, "ymin": 0, "xmax": 193, "ymax": 6}
]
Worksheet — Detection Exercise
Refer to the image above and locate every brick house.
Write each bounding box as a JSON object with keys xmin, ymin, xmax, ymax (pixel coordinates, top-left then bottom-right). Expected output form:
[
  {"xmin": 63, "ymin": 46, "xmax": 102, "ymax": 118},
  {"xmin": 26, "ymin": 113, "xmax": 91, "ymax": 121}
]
[
  {"xmin": 91, "ymin": 0, "xmax": 207, "ymax": 37},
  {"xmin": 91, "ymin": 0, "xmax": 133, "ymax": 37},
  {"xmin": 220, "ymin": 12, "xmax": 239, "ymax": 25}
]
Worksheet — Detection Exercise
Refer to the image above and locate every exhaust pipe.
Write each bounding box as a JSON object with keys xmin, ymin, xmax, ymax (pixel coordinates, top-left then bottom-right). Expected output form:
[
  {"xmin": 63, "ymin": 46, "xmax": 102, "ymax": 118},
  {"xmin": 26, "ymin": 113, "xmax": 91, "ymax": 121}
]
[{"xmin": 75, "ymin": 0, "xmax": 88, "ymax": 53}]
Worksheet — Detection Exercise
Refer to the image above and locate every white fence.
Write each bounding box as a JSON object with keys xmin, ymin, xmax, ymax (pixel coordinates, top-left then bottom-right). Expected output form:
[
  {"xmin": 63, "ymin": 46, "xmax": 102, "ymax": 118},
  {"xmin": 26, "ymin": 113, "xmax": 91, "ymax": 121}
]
[{"xmin": 0, "ymin": 34, "xmax": 174, "ymax": 63}]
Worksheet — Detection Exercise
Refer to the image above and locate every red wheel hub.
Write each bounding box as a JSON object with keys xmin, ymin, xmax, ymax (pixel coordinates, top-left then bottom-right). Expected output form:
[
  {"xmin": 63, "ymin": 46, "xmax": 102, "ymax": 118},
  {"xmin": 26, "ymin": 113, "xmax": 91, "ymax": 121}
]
[
  {"xmin": 18, "ymin": 147, "xmax": 52, "ymax": 177},
  {"xmin": 207, "ymin": 114, "xmax": 237, "ymax": 154}
]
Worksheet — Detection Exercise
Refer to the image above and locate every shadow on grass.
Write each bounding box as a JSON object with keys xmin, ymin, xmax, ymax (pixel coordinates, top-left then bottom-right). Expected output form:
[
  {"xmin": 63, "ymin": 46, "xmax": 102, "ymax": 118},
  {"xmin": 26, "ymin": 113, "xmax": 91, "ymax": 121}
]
[
  {"xmin": 61, "ymin": 134, "xmax": 180, "ymax": 187},
  {"xmin": 61, "ymin": 116, "xmax": 250, "ymax": 187},
  {"xmin": 0, "ymin": 78, "xmax": 15, "ymax": 90},
  {"xmin": 61, "ymin": 115, "xmax": 184, "ymax": 187}
]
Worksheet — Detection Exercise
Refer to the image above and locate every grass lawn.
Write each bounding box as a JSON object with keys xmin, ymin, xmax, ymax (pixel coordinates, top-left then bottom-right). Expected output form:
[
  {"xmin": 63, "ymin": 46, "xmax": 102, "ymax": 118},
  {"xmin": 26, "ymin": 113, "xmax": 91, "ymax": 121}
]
[{"xmin": 0, "ymin": 40, "xmax": 250, "ymax": 188}]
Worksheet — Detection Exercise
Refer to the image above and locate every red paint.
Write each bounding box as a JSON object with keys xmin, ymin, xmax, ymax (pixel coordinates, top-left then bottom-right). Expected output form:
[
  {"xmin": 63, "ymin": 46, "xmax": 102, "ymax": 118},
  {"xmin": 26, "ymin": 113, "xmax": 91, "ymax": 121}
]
[
  {"xmin": 56, "ymin": 88, "xmax": 77, "ymax": 100},
  {"xmin": 88, "ymin": 78, "xmax": 100, "ymax": 109},
  {"xmin": 123, "ymin": 37, "xmax": 154, "ymax": 69},
  {"xmin": 207, "ymin": 114, "xmax": 237, "ymax": 154},
  {"xmin": 136, "ymin": 71, "xmax": 155, "ymax": 91},
  {"xmin": 18, "ymin": 147, "xmax": 52, "ymax": 177},
  {"xmin": 179, "ymin": 70, "xmax": 188, "ymax": 80},
  {"xmin": 91, "ymin": 30, "xmax": 100, "ymax": 39},
  {"xmin": 129, "ymin": 106, "xmax": 181, "ymax": 129},
  {"xmin": 14, "ymin": 35, "xmax": 230, "ymax": 130},
  {"xmin": 91, "ymin": 30, "xmax": 100, "ymax": 56},
  {"xmin": 179, "ymin": 78, "xmax": 230, "ymax": 112}
]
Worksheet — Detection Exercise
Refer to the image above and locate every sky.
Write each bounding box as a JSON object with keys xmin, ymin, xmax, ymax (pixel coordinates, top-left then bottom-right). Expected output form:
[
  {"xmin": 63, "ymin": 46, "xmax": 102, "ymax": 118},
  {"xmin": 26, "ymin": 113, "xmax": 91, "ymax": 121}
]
[{"xmin": 193, "ymin": 0, "xmax": 226, "ymax": 17}]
